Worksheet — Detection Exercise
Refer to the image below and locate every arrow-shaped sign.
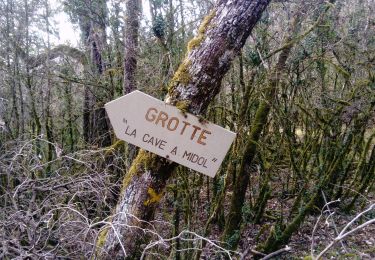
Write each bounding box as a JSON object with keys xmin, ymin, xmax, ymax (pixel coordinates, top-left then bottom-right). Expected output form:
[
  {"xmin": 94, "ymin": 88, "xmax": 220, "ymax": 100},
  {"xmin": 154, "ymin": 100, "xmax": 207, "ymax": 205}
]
[{"xmin": 105, "ymin": 90, "xmax": 236, "ymax": 177}]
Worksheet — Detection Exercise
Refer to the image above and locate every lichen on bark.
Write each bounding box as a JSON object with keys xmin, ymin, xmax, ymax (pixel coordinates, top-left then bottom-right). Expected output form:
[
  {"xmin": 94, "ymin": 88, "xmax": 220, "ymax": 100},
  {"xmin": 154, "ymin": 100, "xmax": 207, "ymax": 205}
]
[
  {"xmin": 122, "ymin": 150, "xmax": 159, "ymax": 191},
  {"xmin": 175, "ymin": 100, "xmax": 191, "ymax": 114},
  {"xmin": 167, "ymin": 60, "xmax": 192, "ymax": 99}
]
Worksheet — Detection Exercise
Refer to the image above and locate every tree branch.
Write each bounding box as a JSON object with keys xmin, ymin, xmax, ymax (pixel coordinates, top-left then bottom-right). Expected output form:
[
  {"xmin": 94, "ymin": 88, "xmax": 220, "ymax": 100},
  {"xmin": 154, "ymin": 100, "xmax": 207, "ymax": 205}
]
[{"xmin": 17, "ymin": 44, "xmax": 87, "ymax": 68}]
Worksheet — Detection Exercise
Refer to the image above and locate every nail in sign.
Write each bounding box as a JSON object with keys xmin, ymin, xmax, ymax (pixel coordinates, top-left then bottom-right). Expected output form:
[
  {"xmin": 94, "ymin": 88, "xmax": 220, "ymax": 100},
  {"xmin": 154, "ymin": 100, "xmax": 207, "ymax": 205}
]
[{"xmin": 105, "ymin": 90, "xmax": 236, "ymax": 177}]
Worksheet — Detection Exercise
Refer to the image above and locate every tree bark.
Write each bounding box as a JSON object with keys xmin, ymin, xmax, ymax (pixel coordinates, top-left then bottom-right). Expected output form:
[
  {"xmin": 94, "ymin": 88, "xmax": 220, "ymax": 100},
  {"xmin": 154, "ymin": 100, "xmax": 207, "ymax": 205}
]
[
  {"xmin": 98, "ymin": 0, "xmax": 271, "ymax": 258},
  {"xmin": 5, "ymin": 0, "xmax": 20, "ymax": 138},
  {"xmin": 222, "ymin": 12, "xmax": 302, "ymax": 250},
  {"xmin": 221, "ymin": 2, "xmax": 334, "ymax": 249},
  {"xmin": 89, "ymin": 13, "xmax": 112, "ymax": 147},
  {"xmin": 123, "ymin": 0, "xmax": 141, "ymax": 167},
  {"xmin": 123, "ymin": 0, "xmax": 141, "ymax": 94},
  {"xmin": 63, "ymin": 0, "xmax": 111, "ymax": 147}
]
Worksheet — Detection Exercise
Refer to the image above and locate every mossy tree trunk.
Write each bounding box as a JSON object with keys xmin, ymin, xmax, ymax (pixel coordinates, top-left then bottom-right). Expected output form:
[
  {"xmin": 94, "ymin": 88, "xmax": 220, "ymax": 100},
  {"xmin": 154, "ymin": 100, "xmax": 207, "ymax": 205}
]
[
  {"xmin": 222, "ymin": 12, "xmax": 302, "ymax": 250},
  {"xmin": 98, "ymin": 0, "xmax": 271, "ymax": 258}
]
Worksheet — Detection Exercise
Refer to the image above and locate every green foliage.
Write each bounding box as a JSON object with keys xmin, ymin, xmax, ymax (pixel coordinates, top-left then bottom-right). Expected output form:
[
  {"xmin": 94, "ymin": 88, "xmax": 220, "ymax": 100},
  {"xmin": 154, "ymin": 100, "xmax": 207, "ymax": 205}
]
[
  {"xmin": 226, "ymin": 230, "xmax": 241, "ymax": 249},
  {"xmin": 242, "ymin": 204, "xmax": 252, "ymax": 223},
  {"xmin": 152, "ymin": 14, "xmax": 165, "ymax": 39},
  {"xmin": 245, "ymin": 49, "xmax": 262, "ymax": 66}
]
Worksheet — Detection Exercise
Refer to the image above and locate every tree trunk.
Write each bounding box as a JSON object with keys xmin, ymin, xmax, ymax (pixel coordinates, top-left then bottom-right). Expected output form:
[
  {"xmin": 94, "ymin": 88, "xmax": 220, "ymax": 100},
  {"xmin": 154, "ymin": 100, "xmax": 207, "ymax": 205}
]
[
  {"xmin": 6, "ymin": 0, "xmax": 20, "ymax": 138},
  {"xmin": 222, "ymin": 12, "xmax": 302, "ymax": 250},
  {"xmin": 44, "ymin": 0, "xmax": 55, "ymax": 170},
  {"xmin": 97, "ymin": 0, "xmax": 271, "ymax": 258},
  {"xmin": 123, "ymin": 0, "xmax": 141, "ymax": 167},
  {"xmin": 74, "ymin": 0, "xmax": 111, "ymax": 148},
  {"xmin": 89, "ymin": 16, "xmax": 112, "ymax": 147},
  {"xmin": 123, "ymin": 0, "xmax": 141, "ymax": 94}
]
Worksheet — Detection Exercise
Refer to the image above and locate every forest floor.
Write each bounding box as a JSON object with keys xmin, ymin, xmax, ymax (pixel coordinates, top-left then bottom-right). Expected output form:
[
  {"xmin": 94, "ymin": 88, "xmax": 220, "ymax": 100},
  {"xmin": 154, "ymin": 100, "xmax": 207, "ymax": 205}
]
[
  {"xmin": 239, "ymin": 209, "xmax": 375, "ymax": 259},
  {"xmin": 239, "ymin": 193, "xmax": 375, "ymax": 259},
  {"xmin": 152, "ymin": 166, "xmax": 375, "ymax": 259},
  {"xmin": 160, "ymin": 182, "xmax": 375, "ymax": 259}
]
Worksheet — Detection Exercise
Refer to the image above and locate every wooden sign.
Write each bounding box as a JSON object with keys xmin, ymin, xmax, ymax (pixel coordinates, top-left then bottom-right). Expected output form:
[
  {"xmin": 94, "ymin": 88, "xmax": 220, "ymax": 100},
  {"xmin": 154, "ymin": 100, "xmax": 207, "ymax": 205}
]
[{"xmin": 105, "ymin": 90, "xmax": 236, "ymax": 177}]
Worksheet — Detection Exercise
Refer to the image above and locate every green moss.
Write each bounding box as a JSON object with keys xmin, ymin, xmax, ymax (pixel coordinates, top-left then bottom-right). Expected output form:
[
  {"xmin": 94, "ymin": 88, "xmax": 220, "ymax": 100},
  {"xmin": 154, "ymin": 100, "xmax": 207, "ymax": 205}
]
[
  {"xmin": 121, "ymin": 150, "xmax": 159, "ymax": 194},
  {"xmin": 187, "ymin": 10, "xmax": 216, "ymax": 52},
  {"xmin": 187, "ymin": 34, "xmax": 205, "ymax": 52},
  {"xmin": 97, "ymin": 228, "xmax": 108, "ymax": 247},
  {"xmin": 172, "ymin": 60, "xmax": 192, "ymax": 85},
  {"xmin": 94, "ymin": 227, "xmax": 109, "ymax": 257},
  {"xmin": 175, "ymin": 100, "xmax": 191, "ymax": 114},
  {"xmin": 143, "ymin": 187, "xmax": 163, "ymax": 206},
  {"xmin": 198, "ymin": 10, "xmax": 216, "ymax": 34},
  {"xmin": 355, "ymin": 79, "xmax": 371, "ymax": 87},
  {"xmin": 168, "ymin": 60, "xmax": 192, "ymax": 96},
  {"xmin": 167, "ymin": 10, "xmax": 216, "ymax": 100},
  {"xmin": 226, "ymin": 230, "xmax": 240, "ymax": 249},
  {"xmin": 260, "ymin": 225, "xmax": 276, "ymax": 251}
]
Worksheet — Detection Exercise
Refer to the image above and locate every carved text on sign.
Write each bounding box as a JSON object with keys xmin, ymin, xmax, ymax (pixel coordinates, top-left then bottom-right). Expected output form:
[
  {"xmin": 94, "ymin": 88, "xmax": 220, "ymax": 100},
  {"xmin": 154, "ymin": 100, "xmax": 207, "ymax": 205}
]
[{"xmin": 105, "ymin": 90, "xmax": 236, "ymax": 177}]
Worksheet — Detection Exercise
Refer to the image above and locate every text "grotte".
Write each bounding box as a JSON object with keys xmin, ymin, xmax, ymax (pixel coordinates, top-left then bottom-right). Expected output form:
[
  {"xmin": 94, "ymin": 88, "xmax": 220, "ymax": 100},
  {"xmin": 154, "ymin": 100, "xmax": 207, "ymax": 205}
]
[{"xmin": 145, "ymin": 107, "xmax": 212, "ymax": 145}]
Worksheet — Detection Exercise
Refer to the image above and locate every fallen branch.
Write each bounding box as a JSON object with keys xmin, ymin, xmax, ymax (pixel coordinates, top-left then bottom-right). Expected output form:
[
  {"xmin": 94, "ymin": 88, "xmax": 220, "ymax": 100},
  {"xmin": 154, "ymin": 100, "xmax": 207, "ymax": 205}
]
[
  {"xmin": 314, "ymin": 203, "xmax": 375, "ymax": 259},
  {"xmin": 260, "ymin": 246, "xmax": 291, "ymax": 260}
]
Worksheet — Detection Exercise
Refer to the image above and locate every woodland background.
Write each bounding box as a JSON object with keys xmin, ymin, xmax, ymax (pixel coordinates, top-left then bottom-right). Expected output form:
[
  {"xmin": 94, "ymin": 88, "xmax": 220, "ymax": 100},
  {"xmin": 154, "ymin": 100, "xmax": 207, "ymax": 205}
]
[{"xmin": 0, "ymin": 0, "xmax": 374, "ymax": 259}]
